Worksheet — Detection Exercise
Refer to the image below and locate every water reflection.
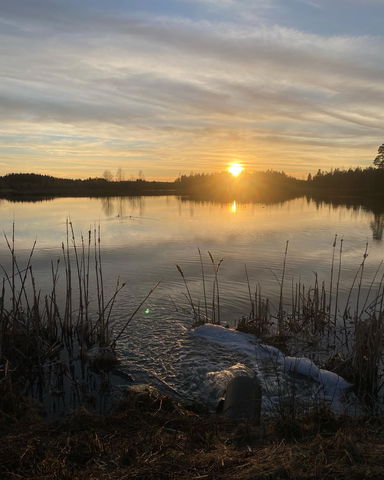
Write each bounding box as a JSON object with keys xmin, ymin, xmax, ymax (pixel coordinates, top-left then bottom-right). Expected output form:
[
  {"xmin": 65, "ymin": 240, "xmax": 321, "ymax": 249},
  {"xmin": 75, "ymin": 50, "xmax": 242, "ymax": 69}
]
[
  {"xmin": 94, "ymin": 195, "xmax": 384, "ymax": 244},
  {"xmin": 101, "ymin": 197, "xmax": 114, "ymax": 217},
  {"xmin": 371, "ymin": 213, "xmax": 384, "ymax": 241},
  {"xmin": 304, "ymin": 195, "xmax": 384, "ymax": 243},
  {"xmin": 100, "ymin": 196, "xmax": 146, "ymax": 218},
  {"xmin": 2, "ymin": 194, "xmax": 384, "ymax": 246}
]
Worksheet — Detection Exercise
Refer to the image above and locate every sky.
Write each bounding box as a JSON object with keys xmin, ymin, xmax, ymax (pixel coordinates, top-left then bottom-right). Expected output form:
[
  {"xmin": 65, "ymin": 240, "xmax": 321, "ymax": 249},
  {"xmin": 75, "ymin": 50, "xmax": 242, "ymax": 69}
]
[{"xmin": 1, "ymin": 0, "xmax": 383, "ymax": 180}]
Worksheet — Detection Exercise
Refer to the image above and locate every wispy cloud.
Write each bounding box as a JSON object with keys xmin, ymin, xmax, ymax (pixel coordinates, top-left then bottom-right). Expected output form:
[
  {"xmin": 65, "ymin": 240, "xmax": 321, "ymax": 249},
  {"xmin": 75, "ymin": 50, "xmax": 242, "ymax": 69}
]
[{"xmin": 0, "ymin": 0, "xmax": 382, "ymax": 178}]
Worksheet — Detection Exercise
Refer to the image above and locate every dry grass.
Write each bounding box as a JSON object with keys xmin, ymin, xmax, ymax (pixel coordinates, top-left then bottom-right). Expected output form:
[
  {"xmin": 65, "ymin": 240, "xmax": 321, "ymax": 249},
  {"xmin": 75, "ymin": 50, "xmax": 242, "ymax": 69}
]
[{"xmin": 1, "ymin": 387, "xmax": 384, "ymax": 480}]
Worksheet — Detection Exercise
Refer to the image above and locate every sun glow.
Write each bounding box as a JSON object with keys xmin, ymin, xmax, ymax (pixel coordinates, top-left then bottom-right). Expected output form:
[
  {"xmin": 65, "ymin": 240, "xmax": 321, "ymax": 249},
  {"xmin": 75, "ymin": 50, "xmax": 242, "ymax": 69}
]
[{"xmin": 228, "ymin": 162, "xmax": 244, "ymax": 177}]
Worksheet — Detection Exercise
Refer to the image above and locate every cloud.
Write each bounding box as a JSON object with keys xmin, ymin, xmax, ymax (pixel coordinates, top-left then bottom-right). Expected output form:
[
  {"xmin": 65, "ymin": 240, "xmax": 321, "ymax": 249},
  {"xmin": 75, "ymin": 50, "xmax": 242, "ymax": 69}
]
[{"xmin": 0, "ymin": 0, "xmax": 383, "ymax": 177}]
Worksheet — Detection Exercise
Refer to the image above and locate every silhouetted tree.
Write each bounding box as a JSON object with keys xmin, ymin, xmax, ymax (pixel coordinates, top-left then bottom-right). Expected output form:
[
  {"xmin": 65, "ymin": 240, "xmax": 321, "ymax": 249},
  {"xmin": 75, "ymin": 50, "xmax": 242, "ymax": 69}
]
[
  {"xmin": 103, "ymin": 169, "xmax": 113, "ymax": 182},
  {"xmin": 115, "ymin": 167, "xmax": 124, "ymax": 182},
  {"xmin": 374, "ymin": 144, "xmax": 384, "ymax": 168}
]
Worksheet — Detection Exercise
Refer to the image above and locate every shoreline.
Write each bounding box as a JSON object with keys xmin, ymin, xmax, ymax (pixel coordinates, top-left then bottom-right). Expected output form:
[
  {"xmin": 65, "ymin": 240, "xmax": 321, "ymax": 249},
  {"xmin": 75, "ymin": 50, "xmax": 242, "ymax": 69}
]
[{"xmin": 2, "ymin": 384, "xmax": 384, "ymax": 479}]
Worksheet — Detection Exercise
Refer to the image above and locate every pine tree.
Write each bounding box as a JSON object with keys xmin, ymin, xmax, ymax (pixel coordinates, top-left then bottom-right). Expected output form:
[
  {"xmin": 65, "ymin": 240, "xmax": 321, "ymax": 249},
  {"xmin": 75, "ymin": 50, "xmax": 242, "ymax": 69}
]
[{"xmin": 373, "ymin": 144, "xmax": 384, "ymax": 168}]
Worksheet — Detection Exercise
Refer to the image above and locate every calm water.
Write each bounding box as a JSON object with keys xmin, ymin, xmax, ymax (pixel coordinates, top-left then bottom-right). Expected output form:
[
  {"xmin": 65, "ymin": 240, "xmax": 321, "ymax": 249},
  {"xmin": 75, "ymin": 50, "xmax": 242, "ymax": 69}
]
[{"xmin": 1, "ymin": 195, "xmax": 383, "ymax": 410}]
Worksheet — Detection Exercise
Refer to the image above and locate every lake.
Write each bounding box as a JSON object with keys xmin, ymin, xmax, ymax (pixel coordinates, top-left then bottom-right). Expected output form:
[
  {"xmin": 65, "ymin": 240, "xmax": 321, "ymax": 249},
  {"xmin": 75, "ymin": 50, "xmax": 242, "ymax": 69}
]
[{"xmin": 1, "ymin": 194, "xmax": 383, "ymax": 413}]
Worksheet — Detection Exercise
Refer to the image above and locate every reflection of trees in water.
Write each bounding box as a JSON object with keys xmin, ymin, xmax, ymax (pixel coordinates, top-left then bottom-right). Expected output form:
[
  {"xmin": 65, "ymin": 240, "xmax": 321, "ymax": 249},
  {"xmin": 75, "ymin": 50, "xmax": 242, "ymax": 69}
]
[
  {"xmin": 99, "ymin": 195, "xmax": 384, "ymax": 241},
  {"xmin": 305, "ymin": 194, "xmax": 384, "ymax": 243},
  {"xmin": 100, "ymin": 196, "xmax": 145, "ymax": 218},
  {"xmin": 371, "ymin": 213, "xmax": 384, "ymax": 241},
  {"xmin": 101, "ymin": 197, "xmax": 114, "ymax": 217}
]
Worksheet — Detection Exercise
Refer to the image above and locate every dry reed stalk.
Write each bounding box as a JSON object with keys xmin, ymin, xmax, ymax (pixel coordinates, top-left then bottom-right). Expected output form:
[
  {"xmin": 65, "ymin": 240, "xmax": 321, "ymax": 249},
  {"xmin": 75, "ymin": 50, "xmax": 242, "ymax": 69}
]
[
  {"xmin": 356, "ymin": 242, "xmax": 369, "ymax": 319},
  {"xmin": 208, "ymin": 251, "xmax": 223, "ymax": 325},
  {"xmin": 278, "ymin": 240, "xmax": 289, "ymax": 333},
  {"xmin": 176, "ymin": 264, "xmax": 197, "ymax": 320},
  {"xmin": 69, "ymin": 221, "xmax": 85, "ymax": 329},
  {"xmin": 328, "ymin": 234, "xmax": 337, "ymax": 328},
  {"xmin": 359, "ymin": 260, "xmax": 383, "ymax": 318},
  {"xmin": 334, "ymin": 238, "xmax": 343, "ymax": 328},
  {"xmin": 245, "ymin": 264, "xmax": 255, "ymax": 319},
  {"xmin": 352, "ymin": 314, "xmax": 384, "ymax": 406},
  {"xmin": 97, "ymin": 225, "xmax": 106, "ymax": 339},
  {"xmin": 112, "ymin": 281, "xmax": 159, "ymax": 346},
  {"xmin": 198, "ymin": 248, "xmax": 208, "ymax": 322}
]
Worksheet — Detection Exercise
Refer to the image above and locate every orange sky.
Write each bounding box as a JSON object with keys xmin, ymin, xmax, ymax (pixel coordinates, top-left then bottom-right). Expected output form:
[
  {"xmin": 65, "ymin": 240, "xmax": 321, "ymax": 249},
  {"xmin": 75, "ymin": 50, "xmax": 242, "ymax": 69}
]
[{"xmin": 0, "ymin": 0, "xmax": 382, "ymax": 180}]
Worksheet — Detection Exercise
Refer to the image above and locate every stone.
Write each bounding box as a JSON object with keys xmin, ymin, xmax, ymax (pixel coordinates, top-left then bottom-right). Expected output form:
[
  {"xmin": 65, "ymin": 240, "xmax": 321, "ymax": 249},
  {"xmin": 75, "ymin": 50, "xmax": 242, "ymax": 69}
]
[{"xmin": 223, "ymin": 375, "xmax": 262, "ymax": 423}]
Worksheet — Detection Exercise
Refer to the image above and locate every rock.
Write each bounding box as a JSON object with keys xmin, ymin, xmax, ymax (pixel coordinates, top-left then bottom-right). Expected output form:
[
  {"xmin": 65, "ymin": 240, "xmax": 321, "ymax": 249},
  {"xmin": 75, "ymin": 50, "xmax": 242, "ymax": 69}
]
[{"xmin": 223, "ymin": 376, "xmax": 262, "ymax": 422}]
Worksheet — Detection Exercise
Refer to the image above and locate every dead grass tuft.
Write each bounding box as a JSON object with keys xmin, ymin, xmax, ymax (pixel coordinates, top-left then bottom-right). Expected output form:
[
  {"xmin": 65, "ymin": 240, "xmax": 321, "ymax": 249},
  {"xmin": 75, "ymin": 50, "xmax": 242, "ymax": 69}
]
[{"xmin": 0, "ymin": 389, "xmax": 384, "ymax": 480}]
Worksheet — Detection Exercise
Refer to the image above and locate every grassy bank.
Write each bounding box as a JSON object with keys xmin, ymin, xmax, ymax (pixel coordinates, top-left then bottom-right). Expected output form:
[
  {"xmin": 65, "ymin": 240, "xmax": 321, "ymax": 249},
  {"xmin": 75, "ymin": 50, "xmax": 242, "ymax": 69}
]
[{"xmin": 1, "ymin": 386, "xmax": 384, "ymax": 479}]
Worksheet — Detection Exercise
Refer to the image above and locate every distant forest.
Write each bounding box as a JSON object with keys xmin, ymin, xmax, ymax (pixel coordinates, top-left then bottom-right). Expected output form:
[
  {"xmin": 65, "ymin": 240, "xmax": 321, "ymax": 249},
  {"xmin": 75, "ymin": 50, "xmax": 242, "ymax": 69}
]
[
  {"xmin": 1, "ymin": 167, "xmax": 384, "ymax": 201},
  {"xmin": 174, "ymin": 170, "xmax": 303, "ymax": 202},
  {"xmin": 0, "ymin": 173, "xmax": 175, "ymax": 198},
  {"xmin": 176, "ymin": 167, "xmax": 384, "ymax": 202}
]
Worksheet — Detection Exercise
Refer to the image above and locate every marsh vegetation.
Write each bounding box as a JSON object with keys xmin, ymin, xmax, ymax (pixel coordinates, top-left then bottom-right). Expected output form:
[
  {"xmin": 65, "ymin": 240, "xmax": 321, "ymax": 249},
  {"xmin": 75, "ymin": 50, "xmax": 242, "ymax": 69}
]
[
  {"xmin": 0, "ymin": 223, "xmax": 157, "ymax": 418},
  {"xmin": 177, "ymin": 238, "xmax": 384, "ymax": 412}
]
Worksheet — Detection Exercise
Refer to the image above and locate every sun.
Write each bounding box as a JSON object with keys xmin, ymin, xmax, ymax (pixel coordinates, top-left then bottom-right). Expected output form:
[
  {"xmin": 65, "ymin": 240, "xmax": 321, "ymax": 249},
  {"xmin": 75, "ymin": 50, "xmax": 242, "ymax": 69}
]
[{"xmin": 228, "ymin": 162, "xmax": 244, "ymax": 177}]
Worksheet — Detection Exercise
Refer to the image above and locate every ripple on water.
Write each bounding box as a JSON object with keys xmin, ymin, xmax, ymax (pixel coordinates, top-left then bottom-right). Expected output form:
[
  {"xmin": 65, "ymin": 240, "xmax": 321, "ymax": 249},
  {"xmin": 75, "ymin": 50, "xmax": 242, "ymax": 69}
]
[{"xmin": 118, "ymin": 319, "xmax": 359, "ymax": 415}]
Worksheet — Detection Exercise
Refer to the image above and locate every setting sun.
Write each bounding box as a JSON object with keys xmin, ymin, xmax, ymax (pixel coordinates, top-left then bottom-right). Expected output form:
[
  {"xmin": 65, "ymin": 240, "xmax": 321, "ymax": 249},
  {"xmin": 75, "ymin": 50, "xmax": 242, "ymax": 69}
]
[{"xmin": 228, "ymin": 163, "xmax": 244, "ymax": 177}]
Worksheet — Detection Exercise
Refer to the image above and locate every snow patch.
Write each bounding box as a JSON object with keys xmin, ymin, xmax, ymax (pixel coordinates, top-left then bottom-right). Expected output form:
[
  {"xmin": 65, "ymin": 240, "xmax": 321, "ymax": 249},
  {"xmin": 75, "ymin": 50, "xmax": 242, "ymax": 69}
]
[
  {"xmin": 191, "ymin": 323, "xmax": 354, "ymax": 413},
  {"xmin": 284, "ymin": 356, "xmax": 351, "ymax": 394},
  {"xmin": 191, "ymin": 323, "xmax": 282, "ymax": 360}
]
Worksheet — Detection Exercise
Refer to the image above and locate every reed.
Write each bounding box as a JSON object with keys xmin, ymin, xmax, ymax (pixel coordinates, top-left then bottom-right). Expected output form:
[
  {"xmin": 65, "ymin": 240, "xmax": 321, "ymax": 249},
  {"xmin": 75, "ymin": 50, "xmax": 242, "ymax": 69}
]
[
  {"xmin": 179, "ymin": 240, "xmax": 384, "ymax": 412},
  {"xmin": 176, "ymin": 251, "xmax": 224, "ymax": 326},
  {"xmin": 0, "ymin": 224, "xmax": 156, "ymax": 416},
  {"xmin": 198, "ymin": 248, "xmax": 208, "ymax": 322},
  {"xmin": 251, "ymin": 240, "xmax": 384, "ymax": 411},
  {"xmin": 208, "ymin": 251, "xmax": 223, "ymax": 325},
  {"xmin": 238, "ymin": 270, "xmax": 270, "ymax": 337},
  {"xmin": 176, "ymin": 264, "xmax": 198, "ymax": 321},
  {"xmin": 352, "ymin": 314, "xmax": 383, "ymax": 404},
  {"xmin": 277, "ymin": 240, "xmax": 289, "ymax": 333}
]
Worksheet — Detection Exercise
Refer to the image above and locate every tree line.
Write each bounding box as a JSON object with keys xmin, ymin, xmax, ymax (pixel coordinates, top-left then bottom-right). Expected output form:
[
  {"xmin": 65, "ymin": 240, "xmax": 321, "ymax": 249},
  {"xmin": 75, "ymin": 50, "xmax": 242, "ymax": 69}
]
[
  {"xmin": 1, "ymin": 143, "xmax": 384, "ymax": 200},
  {"xmin": 0, "ymin": 173, "xmax": 174, "ymax": 197}
]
